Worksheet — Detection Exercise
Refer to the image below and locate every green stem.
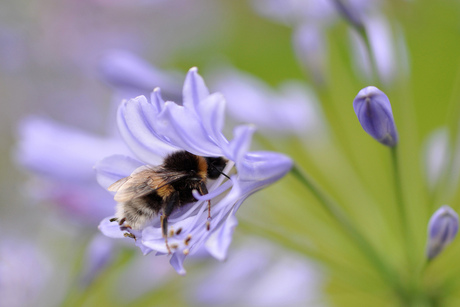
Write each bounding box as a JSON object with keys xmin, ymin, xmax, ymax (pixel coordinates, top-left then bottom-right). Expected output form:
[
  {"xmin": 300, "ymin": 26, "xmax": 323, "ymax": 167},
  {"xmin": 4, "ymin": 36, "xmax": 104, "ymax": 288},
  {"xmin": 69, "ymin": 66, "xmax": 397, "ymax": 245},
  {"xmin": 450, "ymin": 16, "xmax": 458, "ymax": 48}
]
[
  {"xmin": 290, "ymin": 165, "xmax": 403, "ymax": 295},
  {"xmin": 390, "ymin": 146, "xmax": 415, "ymax": 271}
]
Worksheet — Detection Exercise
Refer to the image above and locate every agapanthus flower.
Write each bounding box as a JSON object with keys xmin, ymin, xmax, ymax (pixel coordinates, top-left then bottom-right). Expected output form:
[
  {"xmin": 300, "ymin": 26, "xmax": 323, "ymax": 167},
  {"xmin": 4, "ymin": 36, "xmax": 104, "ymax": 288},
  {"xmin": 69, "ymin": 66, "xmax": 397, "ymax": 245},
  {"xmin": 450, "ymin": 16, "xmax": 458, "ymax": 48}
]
[
  {"xmin": 189, "ymin": 238, "xmax": 324, "ymax": 307},
  {"xmin": 353, "ymin": 86, "xmax": 398, "ymax": 146},
  {"xmin": 212, "ymin": 66, "xmax": 325, "ymax": 137},
  {"xmin": 348, "ymin": 14, "xmax": 409, "ymax": 85},
  {"xmin": 0, "ymin": 239, "xmax": 51, "ymax": 307},
  {"xmin": 426, "ymin": 205, "xmax": 459, "ymax": 260},
  {"xmin": 95, "ymin": 67, "xmax": 293, "ymax": 274},
  {"xmin": 98, "ymin": 49, "xmax": 182, "ymax": 100},
  {"xmin": 422, "ymin": 128, "xmax": 450, "ymax": 191},
  {"xmin": 14, "ymin": 116, "xmax": 129, "ymax": 224}
]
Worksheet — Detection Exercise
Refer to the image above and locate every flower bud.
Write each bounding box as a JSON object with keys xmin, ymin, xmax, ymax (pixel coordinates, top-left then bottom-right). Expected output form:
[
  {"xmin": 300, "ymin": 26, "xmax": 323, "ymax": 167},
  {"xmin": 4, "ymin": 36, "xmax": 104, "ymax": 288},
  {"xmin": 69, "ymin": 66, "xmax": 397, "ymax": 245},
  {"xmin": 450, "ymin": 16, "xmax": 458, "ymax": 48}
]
[
  {"xmin": 426, "ymin": 205, "xmax": 459, "ymax": 260},
  {"xmin": 353, "ymin": 86, "xmax": 398, "ymax": 146}
]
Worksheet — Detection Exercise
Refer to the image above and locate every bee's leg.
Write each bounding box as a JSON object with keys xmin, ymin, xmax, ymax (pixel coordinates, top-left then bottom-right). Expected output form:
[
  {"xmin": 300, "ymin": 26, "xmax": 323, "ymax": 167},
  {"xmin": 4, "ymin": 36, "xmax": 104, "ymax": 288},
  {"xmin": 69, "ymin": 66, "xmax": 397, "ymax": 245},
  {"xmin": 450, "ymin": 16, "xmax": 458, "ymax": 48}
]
[
  {"xmin": 199, "ymin": 182, "xmax": 211, "ymax": 231},
  {"xmin": 162, "ymin": 191, "xmax": 180, "ymax": 255}
]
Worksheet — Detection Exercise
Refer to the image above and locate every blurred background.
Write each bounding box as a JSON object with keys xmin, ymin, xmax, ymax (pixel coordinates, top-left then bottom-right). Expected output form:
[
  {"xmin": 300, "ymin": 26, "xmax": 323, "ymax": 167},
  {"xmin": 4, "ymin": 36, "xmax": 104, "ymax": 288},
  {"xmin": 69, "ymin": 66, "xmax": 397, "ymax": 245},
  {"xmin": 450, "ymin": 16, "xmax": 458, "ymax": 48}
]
[{"xmin": 2, "ymin": 0, "xmax": 460, "ymax": 306}]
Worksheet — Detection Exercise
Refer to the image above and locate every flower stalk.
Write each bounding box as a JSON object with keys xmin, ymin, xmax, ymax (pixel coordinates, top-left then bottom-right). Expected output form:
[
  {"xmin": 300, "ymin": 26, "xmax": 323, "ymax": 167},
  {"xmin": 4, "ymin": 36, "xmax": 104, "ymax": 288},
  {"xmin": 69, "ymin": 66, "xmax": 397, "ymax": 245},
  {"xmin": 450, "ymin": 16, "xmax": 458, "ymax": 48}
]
[{"xmin": 290, "ymin": 165, "xmax": 402, "ymax": 293}]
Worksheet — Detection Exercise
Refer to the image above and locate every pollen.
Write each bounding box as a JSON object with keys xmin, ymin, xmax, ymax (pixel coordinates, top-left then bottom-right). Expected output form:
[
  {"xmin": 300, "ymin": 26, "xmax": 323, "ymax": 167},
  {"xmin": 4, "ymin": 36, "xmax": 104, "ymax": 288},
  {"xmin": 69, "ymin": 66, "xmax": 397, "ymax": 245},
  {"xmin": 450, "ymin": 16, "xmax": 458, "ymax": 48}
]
[
  {"xmin": 184, "ymin": 234, "xmax": 192, "ymax": 246},
  {"xmin": 183, "ymin": 249, "xmax": 190, "ymax": 255}
]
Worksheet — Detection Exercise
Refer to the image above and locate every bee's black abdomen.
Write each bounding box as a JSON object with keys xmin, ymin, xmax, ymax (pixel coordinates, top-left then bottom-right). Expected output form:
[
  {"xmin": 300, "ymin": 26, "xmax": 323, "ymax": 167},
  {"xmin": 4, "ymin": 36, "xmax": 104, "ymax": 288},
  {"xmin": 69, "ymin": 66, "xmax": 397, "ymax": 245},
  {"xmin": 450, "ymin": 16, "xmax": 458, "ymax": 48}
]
[
  {"xmin": 205, "ymin": 157, "xmax": 227, "ymax": 179},
  {"xmin": 141, "ymin": 191, "xmax": 164, "ymax": 213}
]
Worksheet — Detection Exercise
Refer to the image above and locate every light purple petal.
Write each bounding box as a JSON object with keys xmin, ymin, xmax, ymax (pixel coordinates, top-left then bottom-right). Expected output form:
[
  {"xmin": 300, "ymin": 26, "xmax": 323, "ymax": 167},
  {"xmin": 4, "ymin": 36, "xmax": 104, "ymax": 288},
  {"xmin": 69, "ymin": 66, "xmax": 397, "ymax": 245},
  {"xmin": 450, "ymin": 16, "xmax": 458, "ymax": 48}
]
[
  {"xmin": 98, "ymin": 49, "xmax": 182, "ymax": 95},
  {"xmin": 223, "ymin": 125, "xmax": 256, "ymax": 162},
  {"xmin": 15, "ymin": 116, "xmax": 125, "ymax": 181},
  {"xmin": 205, "ymin": 210, "xmax": 239, "ymax": 261},
  {"xmin": 170, "ymin": 252, "xmax": 187, "ymax": 275},
  {"xmin": 118, "ymin": 97, "xmax": 178, "ymax": 164},
  {"xmin": 238, "ymin": 151, "xmax": 293, "ymax": 183},
  {"xmin": 99, "ymin": 217, "xmax": 126, "ymax": 239},
  {"xmin": 154, "ymin": 101, "xmax": 222, "ymax": 156},
  {"xmin": 94, "ymin": 154, "xmax": 143, "ymax": 190},
  {"xmin": 80, "ymin": 234, "xmax": 115, "ymax": 286},
  {"xmin": 197, "ymin": 92, "xmax": 229, "ymax": 147},
  {"xmin": 182, "ymin": 67, "xmax": 210, "ymax": 112}
]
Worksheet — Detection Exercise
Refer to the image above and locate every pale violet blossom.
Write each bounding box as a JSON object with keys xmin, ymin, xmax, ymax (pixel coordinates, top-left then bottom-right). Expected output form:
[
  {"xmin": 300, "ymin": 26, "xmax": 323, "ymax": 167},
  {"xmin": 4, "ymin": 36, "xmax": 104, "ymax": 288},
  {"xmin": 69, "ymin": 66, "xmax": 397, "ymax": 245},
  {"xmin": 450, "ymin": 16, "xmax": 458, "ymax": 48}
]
[
  {"xmin": 98, "ymin": 49, "xmax": 182, "ymax": 100},
  {"xmin": 211, "ymin": 67, "xmax": 325, "ymax": 137},
  {"xmin": 95, "ymin": 67, "xmax": 293, "ymax": 274},
  {"xmin": 349, "ymin": 14, "xmax": 409, "ymax": 84},
  {"xmin": 293, "ymin": 24, "xmax": 328, "ymax": 83},
  {"xmin": 422, "ymin": 128, "xmax": 450, "ymax": 191},
  {"xmin": 0, "ymin": 239, "xmax": 50, "ymax": 307},
  {"xmin": 189, "ymin": 238, "xmax": 324, "ymax": 307},
  {"xmin": 14, "ymin": 116, "xmax": 128, "ymax": 224}
]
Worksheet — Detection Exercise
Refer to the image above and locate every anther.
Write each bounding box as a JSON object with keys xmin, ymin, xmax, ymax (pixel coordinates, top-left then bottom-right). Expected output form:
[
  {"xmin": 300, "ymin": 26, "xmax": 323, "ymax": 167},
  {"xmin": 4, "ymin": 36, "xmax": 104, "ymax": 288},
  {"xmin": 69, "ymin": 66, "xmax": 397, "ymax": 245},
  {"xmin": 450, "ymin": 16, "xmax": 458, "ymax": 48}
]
[
  {"xmin": 124, "ymin": 232, "xmax": 136, "ymax": 241},
  {"xmin": 183, "ymin": 249, "xmax": 189, "ymax": 255},
  {"xmin": 184, "ymin": 234, "xmax": 192, "ymax": 246},
  {"xmin": 175, "ymin": 228, "xmax": 183, "ymax": 235}
]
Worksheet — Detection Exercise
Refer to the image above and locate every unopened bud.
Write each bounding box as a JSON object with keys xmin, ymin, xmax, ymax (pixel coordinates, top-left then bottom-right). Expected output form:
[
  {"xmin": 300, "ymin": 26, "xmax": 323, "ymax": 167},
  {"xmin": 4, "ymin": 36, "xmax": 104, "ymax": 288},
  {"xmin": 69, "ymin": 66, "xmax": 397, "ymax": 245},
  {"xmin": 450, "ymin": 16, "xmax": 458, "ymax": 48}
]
[
  {"xmin": 353, "ymin": 86, "xmax": 398, "ymax": 147},
  {"xmin": 426, "ymin": 205, "xmax": 459, "ymax": 260}
]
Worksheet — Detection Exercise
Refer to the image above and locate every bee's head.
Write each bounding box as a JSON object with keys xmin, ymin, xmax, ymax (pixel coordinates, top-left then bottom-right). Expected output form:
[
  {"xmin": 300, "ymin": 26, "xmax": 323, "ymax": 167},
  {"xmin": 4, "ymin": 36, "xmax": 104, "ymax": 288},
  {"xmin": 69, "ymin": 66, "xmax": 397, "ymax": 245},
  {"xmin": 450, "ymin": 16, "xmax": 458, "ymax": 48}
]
[{"xmin": 205, "ymin": 157, "xmax": 228, "ymax": 180}]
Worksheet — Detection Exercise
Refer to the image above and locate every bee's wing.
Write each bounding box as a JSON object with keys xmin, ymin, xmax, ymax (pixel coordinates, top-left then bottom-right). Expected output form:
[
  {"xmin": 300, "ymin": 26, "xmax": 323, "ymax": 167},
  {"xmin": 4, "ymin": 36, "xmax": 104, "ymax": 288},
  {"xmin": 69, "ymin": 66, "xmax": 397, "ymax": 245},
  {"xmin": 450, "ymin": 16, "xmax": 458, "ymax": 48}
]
[{"xmin": 108, "ymin": 166, "xmax": 189, "ymax": 202}]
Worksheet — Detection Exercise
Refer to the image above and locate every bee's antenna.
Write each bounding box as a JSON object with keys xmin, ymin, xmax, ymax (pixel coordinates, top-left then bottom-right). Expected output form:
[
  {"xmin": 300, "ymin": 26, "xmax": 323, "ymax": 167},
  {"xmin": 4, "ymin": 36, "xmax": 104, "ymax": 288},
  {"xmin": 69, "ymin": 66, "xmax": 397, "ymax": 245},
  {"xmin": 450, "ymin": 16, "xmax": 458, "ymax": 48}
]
[{"xmin": 209, "ymin": 162, "xmax": 231, "ymax": 180}]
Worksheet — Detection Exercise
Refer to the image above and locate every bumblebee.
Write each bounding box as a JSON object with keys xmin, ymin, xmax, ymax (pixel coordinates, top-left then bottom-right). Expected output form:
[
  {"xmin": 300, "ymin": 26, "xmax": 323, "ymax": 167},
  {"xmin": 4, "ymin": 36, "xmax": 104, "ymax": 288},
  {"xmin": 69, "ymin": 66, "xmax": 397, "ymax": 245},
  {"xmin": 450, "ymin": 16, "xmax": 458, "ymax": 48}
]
[{"xmin": 108, "ymin": 150, "xmax": 227, "ymax": 253}]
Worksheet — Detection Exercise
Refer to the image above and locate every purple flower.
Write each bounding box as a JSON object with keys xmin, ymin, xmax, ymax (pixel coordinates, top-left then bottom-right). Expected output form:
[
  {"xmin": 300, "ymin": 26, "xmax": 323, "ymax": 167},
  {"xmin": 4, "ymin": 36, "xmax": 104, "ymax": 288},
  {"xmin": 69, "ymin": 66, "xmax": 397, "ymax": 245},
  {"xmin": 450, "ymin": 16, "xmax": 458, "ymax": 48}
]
[
  {"xmin": 426, "ymin": 205, "xmax": 459, "ymax": 260},
  {"xmin": 353, "ymin": 86, "xmax": 398, "ymax": 147},
  {"xmin": 422, "ymin": 128, "xmax": 450, "ymax": 191},
  {"xmin": 98, "ymin": 50, "xmax": 182, "ymax": 100},
  {"xmin": 190, "ymin": 239, "xmax": 324, "ymax": 306},
  {"xmin": 212, "ymin": 67, "xmax": 325, "ymax": 136},
  {"xmin": 348, "ymin": 14, "xmax": 409, "ymax": 85},
  {"xmin": 15, "ymin": 116, "xmax": 129, "ymax": 225},
  {"xmin": 95, "ymin": 67, "xmax": 293, "ymax": 274},
  {"xmin": 0, "ymin": 239, "xmax": 50, "ymax": 307}
]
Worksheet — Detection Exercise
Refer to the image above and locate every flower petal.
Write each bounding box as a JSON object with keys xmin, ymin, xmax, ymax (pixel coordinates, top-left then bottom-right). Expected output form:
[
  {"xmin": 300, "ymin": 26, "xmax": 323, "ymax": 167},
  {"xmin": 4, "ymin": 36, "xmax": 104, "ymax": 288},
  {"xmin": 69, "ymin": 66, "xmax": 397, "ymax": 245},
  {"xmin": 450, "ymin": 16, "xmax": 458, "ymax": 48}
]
[
  {"xmin": 223, "ymin": 125, "xmax": 256, "ymax": 162},
  {"xmin": 94, "ymin": 154, "xmax": 143, "ymax": 190},
  {"xmin": 154, "ymin": 101, "xmax": 222, "ymax": 156},
  {"xmin": 238, "ymin": 151, "xmax": 293, "ymax": 184},
  {"xmin": 205, "ymin": 210, "xmax": 239, "ymax": 261},
  {"xmin": 197, "ymin": 92, "xmax": 229, "ymax": 147},
  {"xmin": 170, "ymin": 251, "xmax": 187, "ymax": 275},
  {"xmin": 118, "ymin": 96, "xmax": 178, "ymax": 164},
  {"xmin": 182, "ymin": 67, "xmax": 210, "ymax": 112}
]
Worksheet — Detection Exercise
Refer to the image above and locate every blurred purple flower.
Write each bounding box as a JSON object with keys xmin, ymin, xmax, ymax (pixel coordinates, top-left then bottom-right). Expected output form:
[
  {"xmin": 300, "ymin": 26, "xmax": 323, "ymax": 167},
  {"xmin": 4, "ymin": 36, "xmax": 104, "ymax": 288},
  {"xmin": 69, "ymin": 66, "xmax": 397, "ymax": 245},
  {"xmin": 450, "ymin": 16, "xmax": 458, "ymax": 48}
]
[
  {"xmin": 15, "ymin": 116, "xmax": 129, "ymax": 224},
  {"xmin": 212, "ymin": 67, "xmax": 325, "ymax": 136},
  {"xmin": 426, "ymin": 205, "xmax": 459, "ymax": 260},
  {"xmin": 190, "ymin": 239, "xmax": 324, "ymax": 307},
  {"xmin": 0, "ymin": 239, "xmax": 50, "ymax": 307},
  {"xmin": 96, "ymin": 67, "xmax": 293, "ymax": 274},
  {"xmin": 98, "ymin": 49, "xmax": 182, "ymax": 100},
  {"xmin": 349, "ymin": 14, "xmax": 409, "ymax": 84},
  {"xmin": 422, "ymin": 128, "xmax": 450, "ymax": 191},
  {"xmin": 79, "ymin": 234, "xmax": 115, "ymax": 286},
  {"xmin": 353, "ymin": 86, "xmax": 398, "ymax": 147},
  {"xmin": 293, "ymin": 24, "xmax": 328, "ymax": 84}
]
